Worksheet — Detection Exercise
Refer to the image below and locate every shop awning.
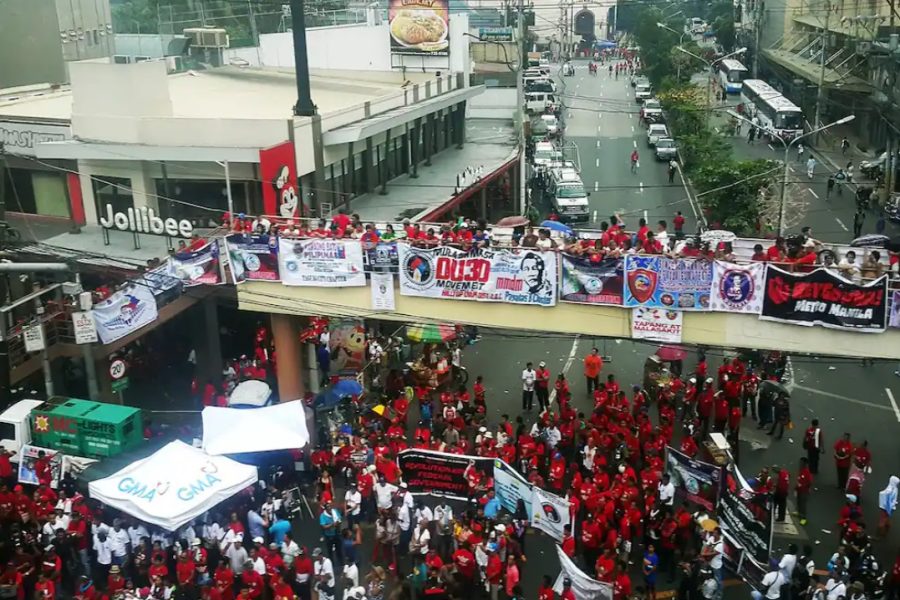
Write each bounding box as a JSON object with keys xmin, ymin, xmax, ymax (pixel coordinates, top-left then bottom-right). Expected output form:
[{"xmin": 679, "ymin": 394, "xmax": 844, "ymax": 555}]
[
  {"xmin": 201, "ymin": 401, "xmax": 310, "ymax": 455},
  {"xmin": 88, "ymin": 440, "xmax": 257, "ymax": 531}
]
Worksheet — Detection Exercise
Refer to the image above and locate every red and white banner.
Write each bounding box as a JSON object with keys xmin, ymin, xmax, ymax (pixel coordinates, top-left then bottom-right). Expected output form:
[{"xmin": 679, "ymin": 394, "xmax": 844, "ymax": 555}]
[
  {"xmin": 259, "ymin": 141, "xmax": 300, "ymax": 218},
  {"xmin": 631, "ymin": 307, "xmax": 683, "ymax": 343}
]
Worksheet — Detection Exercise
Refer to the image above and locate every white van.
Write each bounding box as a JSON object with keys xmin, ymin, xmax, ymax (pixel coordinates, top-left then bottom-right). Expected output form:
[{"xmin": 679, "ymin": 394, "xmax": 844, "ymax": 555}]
[
  {"xmin": 532, "ymin": 142, "xmax": 557, "ymax": 171},
  {"xmin": 525, "ymin": 91, "xmax": 556, "ymax": 113},
  {"xmin": 547, "ymin": 168, "xmax": 590, "ymax": 222}
]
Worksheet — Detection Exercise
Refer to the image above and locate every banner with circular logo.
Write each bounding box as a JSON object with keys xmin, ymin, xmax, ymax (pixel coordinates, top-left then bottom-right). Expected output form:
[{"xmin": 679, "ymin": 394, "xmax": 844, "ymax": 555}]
[{"xmin": 708, "ymin": 260, "xmax": 765, "ymax": 314}]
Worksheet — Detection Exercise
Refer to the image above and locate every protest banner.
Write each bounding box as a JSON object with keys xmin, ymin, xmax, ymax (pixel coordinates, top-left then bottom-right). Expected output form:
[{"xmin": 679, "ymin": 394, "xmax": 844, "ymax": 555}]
[
  {"xmin": 560, "ymin": 255, "xmax": 624, "ymax": 305},
  {"xmin": 631, "ymin": 308, "xmax": 684, "ymax": 343},
  {"xmin": 92, "ymin": 284, "xmax": 159, "ymax": 344},
  {"xmin": 708, "ymin": 261, "xmax": 765, "ymax": 314},
  {"xmin": 624, "ymin": 256, "xmax": 713, "ymax": 310},
  {"xmin": 717, "ymin": 471, "xmax": 773, "ymax": 564},
  {"xmin": 396, "ymin": 449, "xmax": 494, "ymax": 501},
  {"xmin": 553, "ymin": 545, "xmax": 613, "ymax": 600},
  {"xmin": 278, "ymin": 238, "xmax": 366, "ymax": 287},
  {"xmin": 167, "ymin": 241, "xmax": 225, "ymax": 286},
  {"xmin": 226, "ymin": 234, "xmax": 280, "ymax": 283},
  {"xmin": 531, "ymin": 487, "xmax": 570, "ymax": 542},
  {"xmin": 665, "ymin": 446, "xmax": 723, "ymax": 511},
  {"xmin": 493, "ymin": 458, "xmax": 534, "ymax": 519}
]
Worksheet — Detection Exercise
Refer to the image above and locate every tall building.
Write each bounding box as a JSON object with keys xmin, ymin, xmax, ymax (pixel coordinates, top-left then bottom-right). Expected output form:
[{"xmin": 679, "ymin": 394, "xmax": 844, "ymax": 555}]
[{"xmin": 0, "ymin": 0, "xmax": 113, "ymax": 88}]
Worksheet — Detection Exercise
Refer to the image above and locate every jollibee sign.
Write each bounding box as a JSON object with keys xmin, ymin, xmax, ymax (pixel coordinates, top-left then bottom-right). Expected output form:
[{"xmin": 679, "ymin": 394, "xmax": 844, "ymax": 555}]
[{"xmin": 99, "ymin": 204, "xmax": 193, "ymax": 238}]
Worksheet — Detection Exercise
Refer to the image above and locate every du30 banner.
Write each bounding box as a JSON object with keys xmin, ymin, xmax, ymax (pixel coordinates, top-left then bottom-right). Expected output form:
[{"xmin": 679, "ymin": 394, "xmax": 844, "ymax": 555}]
[
  {"xmin": 709, "ymin": 261, "xmax": 765, "ymax": 314},
  {"xmin": 397, "ymin": 243, "xmax": 557, "ymax": 306},
  {"xmin": 760, "ymin": 266, "xmax": 888, "ymax": 332},
  {"xmin": 168, "ymin": 241, "xmax": 225, "ymax": 286},
  {"xmin": 665, "ymin": 446, "xmax": 723, "ymax": 511},
  {"xmin": 631, "ymin": 308, "xmax": 683, "ymax": 343},
  {"xmin": 560, "ymin": 255, "xmax": 624, "ymax": 305},
  {"xmin": 532, "ymin": 487, "xmax": 570, "ymax": 542},
  {"xmin": 888, "ymin": 290, "xmax": 900, "ymax": 328},
  {"xmin": 92, "ymin": 284, "xmax": 159, "ymax": 344},
  {"xmin": 396, "ymin": 449, "xmax": 494, "ymax": 501},
  {"xmin": 553, "ymin": 545, "xmax": 613, "ymax": 600},
  {"xmin": 717, "ymin": 471, "xmax": 773, "ymax": 564},
  {"xmin": 278, "ymin": 238, "xmax": 366, "ymax": 287},
  {"xmin": 624, "ymin": 256, "xmax": 713, "ymax": 310},
  {"xmin": 493, "ymin": 458, "xmax": 534, "ymax": 519},
  {"xmin": 259, "ymin": 141, "xmax": 300, "ymax": 218},
  {"xmin": 225, "ymin": 234, "xmax": 279, "ymax": 284}
]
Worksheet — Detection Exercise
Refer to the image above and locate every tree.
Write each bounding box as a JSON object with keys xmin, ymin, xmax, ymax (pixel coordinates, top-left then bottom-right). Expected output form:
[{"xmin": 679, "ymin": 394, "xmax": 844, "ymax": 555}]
[{"xmin": 692, "ymin": 159, "xmax": 777, "ymax": 234}]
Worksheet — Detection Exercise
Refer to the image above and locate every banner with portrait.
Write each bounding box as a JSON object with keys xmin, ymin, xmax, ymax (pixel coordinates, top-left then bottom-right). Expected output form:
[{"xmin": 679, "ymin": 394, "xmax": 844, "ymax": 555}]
[
  {"xmin": 396, "ymin": 449, "xmax": 494, "ymax": 501},
  {"xmin": 708, "ymin": 261, "xmax": 765, "ymax": 314},
  {"xmin": 760, "ymin": 266, "xmax": 888, "ymax": 332},
  {"xmin": 397, "ymin": 243, "xmax": 557, "ymax": 306},
  {"xmin": 560, "ymin": 255, "xmax": 624, "ymax": 305},
  {"xmin": 92, "ymin": 284, "xmax": 159, "ymax": 344},
  {"xmin": 631, "ymin": 307, "xmax": 683, "ymax": 343},
  {"xmin": 278, "ymin": 238, "xmax": 366, "ymax": 287},
  {"xmin": 167, "ymin": 241, "xmax": 225, "ymax": 286},
  {"xmin": 624, "ymin": 256, "xmax": 713, "ymax": 310},
  {"xmin": 364, "ymin": 242, "xmax": 399, "ymax": 274},
  {"xmin": 665, "ymin": 446, "xmax": 723, "ymax": 511},
  {"xmin": 225, "ymin": 234, "xmax": 280, "ymax": 283},
  {"xmin": 493, "ymin": 458, "xmax": 534, "ymax": 519}
]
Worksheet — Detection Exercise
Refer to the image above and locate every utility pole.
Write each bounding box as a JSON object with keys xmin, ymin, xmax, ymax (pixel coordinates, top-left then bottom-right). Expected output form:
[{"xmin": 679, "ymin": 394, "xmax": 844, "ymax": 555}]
[
  {"xmin": 0, "ymin": 142, "xmax": 9, "ymax": 407},
  {"xmin": 517, "ymin": 0, "xmax": 526, "ymax": 214},
  {"xmin": 248, "ymin": 0, "xmax": 260, "ymax": 47},
  {"xmin": 752, "ymin": 4, "xmax": 762, "ymax": 77},
  {"xmin": 290, "ymin": 0, "xmax": 317, "ymax": 117},
  {"xmin": 813, "ymin": 4, "xmax": 831, "ymax": 143}
]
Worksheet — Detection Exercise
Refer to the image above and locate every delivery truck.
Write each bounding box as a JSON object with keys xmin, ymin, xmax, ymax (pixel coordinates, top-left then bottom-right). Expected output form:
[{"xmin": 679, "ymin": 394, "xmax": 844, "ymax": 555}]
[{"xmin": 0, "ymin": 397, "xmax": 143, "ymax": 462}]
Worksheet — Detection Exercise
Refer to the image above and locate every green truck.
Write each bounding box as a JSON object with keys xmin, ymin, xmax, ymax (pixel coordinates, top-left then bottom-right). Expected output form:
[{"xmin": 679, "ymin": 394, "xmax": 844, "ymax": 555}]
[{"xmin": 0, "ymin": 397, "xmax": 143, "ymax": 461}]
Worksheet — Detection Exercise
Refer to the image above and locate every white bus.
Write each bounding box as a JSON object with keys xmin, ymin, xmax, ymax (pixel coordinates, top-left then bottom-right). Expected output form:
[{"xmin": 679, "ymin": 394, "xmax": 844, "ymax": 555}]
[
  {"xmin": 718, "ymin": 59, "xmax": 748, "ymax": 93},
  {"xmin": 740, "ymin": 79, "xmax": 804, "ymax": 139}
]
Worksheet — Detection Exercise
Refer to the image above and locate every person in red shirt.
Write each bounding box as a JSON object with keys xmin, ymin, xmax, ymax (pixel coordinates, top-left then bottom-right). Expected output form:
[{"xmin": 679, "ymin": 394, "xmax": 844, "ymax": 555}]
[
  {"xmin": 560, "ymin": 524, "xmax": 576, "ymax": 558},
  {"xmin": 213, "ymin": 560, "xmax": 235, "ymax": 600},
  {"xmin": 270, "ymin": 574, "xmax": 294, "ymax": 600},
  {"xmin": 673, "ymin": 211, "xmax": 685, "ymax": 238},
  {"xmin": 176, "ymin": 552, "xmax": 196, "ymax": 587},
  {"xmin": 34, "ymin": 572, "xmax": 54, "ymax": 599},
  {"xmin": 535, "ymin": 361, "xmax": 551, "ymax": 411},
  {"xmin": 240, "ymin": 563, "xmax": 264, "ymax": 599},
  {"xmin": 713, "ymin": 393, "xmax": 729, "ymax": 433},
  {"xmin": 580, "ymin": 517, "xmax": 602, "ymax": 571},
  {"xmin": 485, "ymin": 547, "xmax": 502, "ymax": 596},
  {"xmin": 560, "ymin": 577, "xmax": 576, "ymax": 600},
  {"xmin": 766, "ymin": 237, "xmax": 786, "ymax": 262},
  {"xmin": 697, "ymin": 383, "xmax": 713, "ymax": 435},
  {"xmin": 834, "ymin": 433, "xmax": 853, "ymax": 491},
  {"xmin": 452, "ymin": 544, "xmax": 476, "ymax": 581},
  {"xmin": 0, "ymin": 562, "xmax": 24, "ymax": 600},
  {"xmin": 614, "ymin": 567, "xmax": 632, "ymax": 600},
  {"xmin": 796, "ymin": 456, "xmax": 813, "ymax": 526},
  {"xmin": 774, "ymin": 467, "xmax": 790, "ymax": 523},
  {"xmin": 538, "ymin": 575, "xmax": 556, "ymax": 600},
  {"xmin": 107, "ymin": 565, "xmax": 126, "ymax": 595},
  {"xmin": 750, "ymin": 243, "xmax": 767, "ymax": 261}
]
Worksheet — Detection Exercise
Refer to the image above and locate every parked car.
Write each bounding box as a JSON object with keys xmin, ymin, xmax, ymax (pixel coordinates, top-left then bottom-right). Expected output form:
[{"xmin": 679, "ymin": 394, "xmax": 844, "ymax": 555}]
[
  {"xmin": 540, "ymin": 114, "xmax": 560, "ymax": 136},
  {"xmin": 655, "ymin": 138, "xmax": 678, "ymax": 160},
  {"xmin": 641, "ymin": 98, "xmax": 663, "ymax": 123},
  {"xmin": 647, "ymin": 124, "xmax": 669, "ymax": 146},
  {"xmin": 635, "ymin": 83, "xmax": 652, "ymax": 103}
]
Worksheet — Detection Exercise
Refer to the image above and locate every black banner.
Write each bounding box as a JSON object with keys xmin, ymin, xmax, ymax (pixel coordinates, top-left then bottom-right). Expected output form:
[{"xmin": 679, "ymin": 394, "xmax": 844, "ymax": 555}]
[
  {"xmin": 722, "ymin": 537, "xmax": 767, "ymax": 592},
  {"xmin": 760, "ymin": 266, "xmax": 888, "ymax": 332},
  {"xmin": 665, "ymin": 446, "xmax": 723, "ymax": 511},
  {"xmin": 363, "ymin": 242, "xmax": 399, "ymax": 274},
  {"xmin": 717, "ymin": 475, "xmax": 772, "ymax": 565},
  {"xmin": 397, "ymin": 449, "xmax": 494, "ymax": 500}
]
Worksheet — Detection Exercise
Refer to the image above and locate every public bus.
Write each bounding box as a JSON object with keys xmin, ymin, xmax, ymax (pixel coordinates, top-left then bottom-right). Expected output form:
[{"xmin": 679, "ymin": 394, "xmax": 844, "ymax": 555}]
[
  {"xmin": 718, "ymin": 59, "xmax": 748, "ymax": 93},
  {"xmin": 740, "ymin": 79, "xmax": 804, "ymax": 139}
]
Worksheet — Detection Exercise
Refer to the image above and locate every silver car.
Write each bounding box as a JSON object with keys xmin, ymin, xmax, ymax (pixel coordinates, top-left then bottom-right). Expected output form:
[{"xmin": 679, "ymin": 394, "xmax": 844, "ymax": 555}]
[{"xmin": 655, "ymin": 138, "xmax": 677, "ymax": 160}]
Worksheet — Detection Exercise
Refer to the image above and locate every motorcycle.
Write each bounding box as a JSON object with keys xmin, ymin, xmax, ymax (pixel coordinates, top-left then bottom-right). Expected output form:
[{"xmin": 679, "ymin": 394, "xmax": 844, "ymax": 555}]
[
  {"xmin": 885, "ymin": 193, "xmax": 900, "ymax": 222},
  {"xmin": 859, "ymin": 151, "xmax": 888, "ymax": 180}
]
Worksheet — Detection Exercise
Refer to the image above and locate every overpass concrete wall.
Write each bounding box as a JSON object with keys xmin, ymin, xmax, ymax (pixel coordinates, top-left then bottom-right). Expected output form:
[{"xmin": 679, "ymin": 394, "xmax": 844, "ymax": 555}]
[{"xmin": 237, "ymin": 282, "xmax": 900, "ymax": 360}]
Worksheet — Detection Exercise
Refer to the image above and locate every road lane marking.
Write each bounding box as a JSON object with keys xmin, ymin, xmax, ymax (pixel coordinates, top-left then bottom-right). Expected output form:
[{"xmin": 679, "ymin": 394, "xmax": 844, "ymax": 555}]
[
  {"xmin": 568, "ymin": 113, "xmax": 573, "ymax": 119},
  {"xmin": 595, "ymin": 158, "xmax": 600, "ymax": 167},
  {"xmin": 633, "ymin": 140, "xmax": 637, "ymax": 148},
  {"xmin": 808, "ymin": 188, "xmax": 819, "ymax": 198},
  {"xmin": 592, "ymin": 209, "xmax": 598, "ymax": 220},
  {"xmin": 594, "ymin": 182, "xmax": 599, "ymax": 192},
  {"xmin": 793, "ymin": 384, "xmax": 896, "ymax": 412},
  {"xmin": 631, "ymin": 125, "xmax": 635, "ymax": 133},
  {"xmin": 639, "ymin": 182, "xmax": 644, "ymax": 192},
  {"xmin": 599, "ymin": 112, "xmax": 602, "ymax": 119},
  {"xmin": 886, "ymin": 388, "xmax": 900, "ymax": 422},
  {"xmin": 835, "ymin": 218, "xmax": 849, "ymax": 231},
  {"xmin": 643, "ymin": 209, "xmax": 648, "ymax": 221},
  {"xmin": 548, "ymin": 337, "xmax": 580, "ymax": 407},
  {"xmin": 598, "ymin": 125, "xmax": 602, "ymax": 133},
  {"xmin": 597, "ymin": 140, "xmax": 601, "ymax": 148}
]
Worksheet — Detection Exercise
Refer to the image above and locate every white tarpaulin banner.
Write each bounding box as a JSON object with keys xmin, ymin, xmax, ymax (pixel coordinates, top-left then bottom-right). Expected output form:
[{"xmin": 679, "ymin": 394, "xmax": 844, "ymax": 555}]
[
  {"xmin": 493, "ymin": 459, "xmax": 534, "ymax": 519},
  {"xmin": 202, "ymin": 401, "xmax": 310, "ymax": 455},
  {"xmin": 370, "ymin": 272, "xmax": 396, "ymax": 310},
  {"xmin": 397, "ymin": 243, "xmax": 558, "ymax": 306},
  {"xmin": 709, "ymin": 261, "xmax": 765, "ymax": 314},
  {"xmin": 531, "ymin": 487, "xmax": 570, "ymax": 542},
  {"xmin": 72, "ymin": 311, "xmax": 99, "ymax": 344},
  {"xmin": 88, "ymin": 441, "xmax": 257, "ymax": 531},
  {"xmin": 631, "ymin": 307, "xmax": 683, "ymax": 343},
  {"xmin": 92, "ymin": 284, "xmax": 159, "ymax": 344},
  {"xmin": 553, "ymin": 545, "xmax": 613, "ymax": 600},
  {"xmin": 278, "ymin": 238, "xmax": 366, "ymax": 287}
]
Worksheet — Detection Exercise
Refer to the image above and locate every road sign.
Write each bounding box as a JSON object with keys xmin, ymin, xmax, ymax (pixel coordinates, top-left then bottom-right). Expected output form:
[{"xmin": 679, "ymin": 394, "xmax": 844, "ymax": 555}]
[
  {"xmin": 111, "ymin": 377, "xmax": 130, "ymax": 393},
  {"xmin": 109, "ymin": 359, "xmax": 127, "ymax": 380},
  {"xmin": 72, "ymin": 311, "xmax": 98, "ymax": 344},
  {"xmin": 23, "ymin": 325, "xmax": 46, "ymax": 352}
]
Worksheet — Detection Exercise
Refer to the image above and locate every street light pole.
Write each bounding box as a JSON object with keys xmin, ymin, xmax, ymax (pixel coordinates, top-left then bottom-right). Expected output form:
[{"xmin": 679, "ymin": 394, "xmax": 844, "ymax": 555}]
[
  {"xmin": 677, "ymin": 46, "xmax": 747, "ymax": 128},
  {"xmin": 729, "ymin": 111, "xmax": 855, "ymax": 234},
  {"xmin": 656, "ymin": 22, "xmax": 688, "ymax": 81}
]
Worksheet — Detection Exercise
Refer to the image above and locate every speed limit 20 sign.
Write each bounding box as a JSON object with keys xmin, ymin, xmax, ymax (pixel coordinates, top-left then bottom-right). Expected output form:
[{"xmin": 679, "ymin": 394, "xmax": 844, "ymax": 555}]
[{"xmin": 109, "ymin": 358, "xmax": 127, "ymax": 380}]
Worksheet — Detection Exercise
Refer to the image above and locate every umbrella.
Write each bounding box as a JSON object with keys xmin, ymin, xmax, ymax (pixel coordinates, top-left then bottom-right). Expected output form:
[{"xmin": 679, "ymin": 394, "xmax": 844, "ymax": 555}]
[
  {"xmin": 540, "ymin": 220, "xmax": 573, "ymax": 235},
  {"xmin": 332, "ymin": 379, "xmax": 363, "ymax": 398},
  {"xmin": 850, "ymin": 234, "xmax": 889, "ymax": 248},
  {"xmin": 228, "ymin": 380, "xmax": 272, "ymax": 407},
  {"xmin": 496, "ymin": 215, "xmax": 530, "ymax": 227},
  {"xmin": 406, "ymin": 323, "xmax": 457, "ymax": 343},
  {"xmin": 595, "ymin": 40, "xmax": 617, "ymax": 49},
  {"xmin": 759, "ymin": 379, "xmax": 790, "ymax": 397},
  {"xmin": 369, "ymin": 404, "xmax": 397, "ymax": 421},
  {"xmin": 656, "ymin": 345, "xmax": 688, "ymax": 362}
]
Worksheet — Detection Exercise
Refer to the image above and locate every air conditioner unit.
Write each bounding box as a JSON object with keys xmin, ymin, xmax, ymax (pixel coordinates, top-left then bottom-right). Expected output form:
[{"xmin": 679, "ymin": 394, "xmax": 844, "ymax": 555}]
[
  {"xmin": 183, "ymin": 27, "xmax": 230, "ymax": 48},
  {"xmin": 855, "ymin": 41, "xmax": 872, "ymax": 55},
  {"xmin": 164, "ymin": 55, "xmax": 183, "ymax": 72}
]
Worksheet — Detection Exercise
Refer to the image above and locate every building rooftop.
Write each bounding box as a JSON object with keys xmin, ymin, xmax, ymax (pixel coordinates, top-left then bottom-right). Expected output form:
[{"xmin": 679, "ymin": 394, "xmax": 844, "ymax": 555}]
[{"xmin": 0, "ymin": 65, "xmax": 437, "ymax": 122}]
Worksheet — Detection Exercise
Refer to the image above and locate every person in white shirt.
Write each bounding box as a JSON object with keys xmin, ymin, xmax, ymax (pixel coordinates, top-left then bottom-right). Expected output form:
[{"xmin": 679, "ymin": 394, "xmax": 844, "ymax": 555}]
[
  {"xmin": 413, "ymin": 502, "xmax": 433, "ymax": 526},
  {"xmin": 701, "ymin": 528, "xmax": 724, "ymax": 600},
  {"xmin": 281, "ymin": 533, "xmax": 301, "ymax": 567},
  {"xmin": 127, "ymin": 521, "xmax": 150, "ymax": 549},
  {"xmin": 344, "ymin": 484, "xmax": 363, "ymax": 527},
  {"xmin": 658, "ymin": 474, "xmax": 676, "ymax": 506},
  {"xmin": 838, "ymin": 251, "xmax": 862, "ymax": 283},
  {"xmin": 825, "ymin": 575, "xmax": 848, "ymax": 600},
  {"xmin": 522, "ymin": 362, "xmax": 536, "ymax": 411},
  {"xmin": 313, "ymin": 548, "xmax": 336, "ymax": 600},
  {"xmin": 397, "ymin": 503, "xmax": 412, "ymax": 542},
  {"xmin": 55, "ymin": 493, "xmax": 72, "ymax": 515},
  {"xmin": 409, "ymin": 519, "xmax": 431, "ymax": 555},
  {"xmin": 434, "ymin": 502, "xmax": 454, "ymax": 557},
  {"xmin": 93, "ymin": 531, "xmax": 113, "ymax": 574},
  {"xmin": 108, "ymin": 520, "xmax": 131, "ymax": 564},
  {"xmin": 751, "ymin": 568, "xmax": 786, "ymax": 600},
  {"xmin": 249, "ymin": 548, "xmax": 266, "ymax": 575},
  {"xmin": 342, "ymin": 561, "xmax": 360, "ymax": 593},
  {"xmin": 398, "ymin": 483, "xmax": 414, "ymax": 511},
  {"xmin": 545, "ymin": 424, "xmax": 561, "ymax": 448},
  {"xmin": 778, "ymin": 545, "xmax": 798, "ymax": 583},
  {"xmin": 374, "ymin": 477, "xmax": 398, "ymax": 511}
]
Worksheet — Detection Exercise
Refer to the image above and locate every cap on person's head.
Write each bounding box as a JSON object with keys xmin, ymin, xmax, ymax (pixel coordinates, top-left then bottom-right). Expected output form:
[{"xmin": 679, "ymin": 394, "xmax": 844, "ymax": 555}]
[
  {"xmin": 252, "ymin": 537, "xmax": 264, "ymax": 545},
  {"xmin": 192, "ymin": 539, "xmax": 201, "ymax": 546},
  {"xmin": 312, "ymin": 548, "xmax": 322, "ymax": 558},
  {"xmin": 539, "ymin": 361, "xmax": 546, "ymax": 367},
  {"xmin": 269, "ymin": 543, "xmax": 279, "ymax": 550}
]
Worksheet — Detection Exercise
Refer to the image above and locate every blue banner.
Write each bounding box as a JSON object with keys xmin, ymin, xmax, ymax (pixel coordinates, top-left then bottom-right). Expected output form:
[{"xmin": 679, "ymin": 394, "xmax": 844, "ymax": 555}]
[{"xmin": 623, "ymin": 255, "xmax": 713, "ymax": 310}]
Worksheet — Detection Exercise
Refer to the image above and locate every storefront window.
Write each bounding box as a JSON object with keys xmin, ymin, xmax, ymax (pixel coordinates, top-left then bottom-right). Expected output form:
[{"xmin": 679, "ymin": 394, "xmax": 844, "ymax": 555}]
[
  {"xmin": 154, "ymin": 179, "xmax": 256, "ymax": 226},
  {"xmin": 1, "ymin": 168, "xmax": 69, "ymax": 218},
  {"xmin": 92, "ymin": 176, "xmax": 134, "ymax": 218}
]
